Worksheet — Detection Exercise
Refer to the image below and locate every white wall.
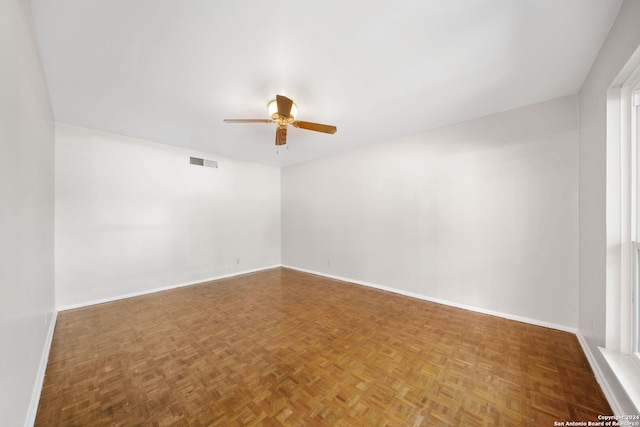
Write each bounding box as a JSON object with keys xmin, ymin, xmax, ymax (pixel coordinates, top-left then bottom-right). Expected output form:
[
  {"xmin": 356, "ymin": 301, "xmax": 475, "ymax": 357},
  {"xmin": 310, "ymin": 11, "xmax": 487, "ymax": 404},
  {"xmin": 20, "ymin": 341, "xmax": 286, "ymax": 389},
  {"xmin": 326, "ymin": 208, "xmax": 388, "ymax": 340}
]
[
  {"xmin": 283, "ymin": 95, "xmax": 578, "ymax": 328},
  {"xmin": 578, "ymin": 0, "xmax": 640, "ymax": 414},
  {"xmin": 55, "ymin": 124, "xmax": 281, "ymax": 308},
  {"xmin": 0, "ymin": 0, "xmax": 56, "ymax": 425}
]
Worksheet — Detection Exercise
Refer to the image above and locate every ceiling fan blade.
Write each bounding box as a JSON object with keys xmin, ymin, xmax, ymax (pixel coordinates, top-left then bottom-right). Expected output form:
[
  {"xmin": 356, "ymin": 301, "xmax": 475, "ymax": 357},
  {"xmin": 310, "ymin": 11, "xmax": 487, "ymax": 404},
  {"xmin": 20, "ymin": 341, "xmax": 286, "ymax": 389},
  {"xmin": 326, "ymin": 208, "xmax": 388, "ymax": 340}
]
[
  {"xmin": 223, "ymin": 119, "xmax": 273, "ymax": 123},
  {"xmin": 275, "ymin": 126, "xmax": 287, "ymax": 145},
  {"xmin": 276, "ymin": 95, "xmax": 294, "ymax": 118},
  {"xmin": 291, "ymin": 121, "xmax": 337, "ymax": 134}
]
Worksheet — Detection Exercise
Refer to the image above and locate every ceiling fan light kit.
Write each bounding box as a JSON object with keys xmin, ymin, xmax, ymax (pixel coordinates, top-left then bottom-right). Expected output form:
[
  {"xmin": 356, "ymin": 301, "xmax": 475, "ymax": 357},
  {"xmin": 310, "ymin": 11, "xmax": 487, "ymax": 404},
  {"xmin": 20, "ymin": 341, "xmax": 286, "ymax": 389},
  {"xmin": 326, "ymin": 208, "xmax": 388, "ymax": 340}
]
[{"xmin": 224, "ymin": 95, "xmax": 337, "ymax": 146}]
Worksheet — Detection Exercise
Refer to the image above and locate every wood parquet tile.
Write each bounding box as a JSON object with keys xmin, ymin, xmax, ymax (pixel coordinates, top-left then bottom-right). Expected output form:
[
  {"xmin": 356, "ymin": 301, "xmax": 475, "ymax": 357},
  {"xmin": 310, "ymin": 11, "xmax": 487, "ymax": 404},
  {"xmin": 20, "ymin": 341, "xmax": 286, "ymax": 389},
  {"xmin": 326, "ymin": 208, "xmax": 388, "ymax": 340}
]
[{"xmin": 35, "ymin": 268, "xmax": 611, "ymax": 426}]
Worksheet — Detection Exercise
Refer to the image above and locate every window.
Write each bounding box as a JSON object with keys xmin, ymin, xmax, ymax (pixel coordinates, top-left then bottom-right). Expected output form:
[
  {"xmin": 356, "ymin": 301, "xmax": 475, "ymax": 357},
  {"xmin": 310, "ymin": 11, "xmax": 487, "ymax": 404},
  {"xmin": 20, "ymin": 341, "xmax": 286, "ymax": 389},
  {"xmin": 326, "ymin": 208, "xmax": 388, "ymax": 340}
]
[
  {"xmin": 603, "ymin": 51, "xmax": 640, "ymax": 411},
  {"xmin": 634, "ymin": 88, "xmax": 640, "ymax": 363}
]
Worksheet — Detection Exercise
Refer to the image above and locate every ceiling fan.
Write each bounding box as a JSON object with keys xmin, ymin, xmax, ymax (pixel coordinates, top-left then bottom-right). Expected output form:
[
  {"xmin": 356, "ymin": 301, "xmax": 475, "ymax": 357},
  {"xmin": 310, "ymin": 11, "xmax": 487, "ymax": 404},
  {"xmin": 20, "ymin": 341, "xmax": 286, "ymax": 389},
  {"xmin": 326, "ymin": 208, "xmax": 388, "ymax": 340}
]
[{"xmin": 223, "ymin": 95, "xmax": 337, "ymax": 146}]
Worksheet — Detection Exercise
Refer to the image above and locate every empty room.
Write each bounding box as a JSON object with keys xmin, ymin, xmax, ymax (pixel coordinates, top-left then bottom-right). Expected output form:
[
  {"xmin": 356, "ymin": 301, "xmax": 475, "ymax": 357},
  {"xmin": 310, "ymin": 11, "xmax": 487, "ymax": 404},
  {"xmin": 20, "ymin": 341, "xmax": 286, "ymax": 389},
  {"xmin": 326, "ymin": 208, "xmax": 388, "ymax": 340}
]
[{"xmin": 3, "ymin": 0, "xmax": 640, "ymax": 425}]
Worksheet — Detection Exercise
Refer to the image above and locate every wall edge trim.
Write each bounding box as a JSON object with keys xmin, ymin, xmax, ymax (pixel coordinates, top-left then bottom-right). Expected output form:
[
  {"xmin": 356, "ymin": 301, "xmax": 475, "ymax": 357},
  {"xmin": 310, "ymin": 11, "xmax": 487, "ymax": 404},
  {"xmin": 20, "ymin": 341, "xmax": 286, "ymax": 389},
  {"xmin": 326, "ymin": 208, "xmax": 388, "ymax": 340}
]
[
  {"xmin": 575, "ymin": 331, "xmax": 626, "ymax": 416},
  {"xmin": 282, "ymin": 265, "xmax": 577, "ymax": 333},
  {"xmin": 25, "ymin": 309, "xmax": 58, "ymax": 427},
  {"xmin": 56, "ymin": 265, "xmax": 281, "ymax": 312}
]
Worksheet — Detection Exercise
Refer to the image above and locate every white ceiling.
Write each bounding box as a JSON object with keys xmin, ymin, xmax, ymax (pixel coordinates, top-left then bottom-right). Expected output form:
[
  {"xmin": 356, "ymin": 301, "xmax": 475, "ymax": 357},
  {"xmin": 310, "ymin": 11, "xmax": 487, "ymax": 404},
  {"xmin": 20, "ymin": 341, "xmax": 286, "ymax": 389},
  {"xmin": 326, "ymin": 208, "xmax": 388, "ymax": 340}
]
[{"xmin": 29, "ymin": 0, "xmax": 622, "ymax": 167}]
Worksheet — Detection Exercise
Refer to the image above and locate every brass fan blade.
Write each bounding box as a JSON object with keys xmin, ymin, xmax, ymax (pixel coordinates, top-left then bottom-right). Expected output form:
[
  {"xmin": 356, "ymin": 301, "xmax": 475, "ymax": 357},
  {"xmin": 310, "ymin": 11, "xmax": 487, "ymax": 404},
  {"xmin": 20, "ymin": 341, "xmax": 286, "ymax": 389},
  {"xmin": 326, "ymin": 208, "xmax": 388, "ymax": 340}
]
[
  {"xmin": 275, "ymin": 126, "xmax": 287, "ymax": 145},
  {"xmin": 223, "ymin": 119, "xmax": 273, "ymax": 123},
  {"xmin": 276, "ymin": 95, "xmax": 293, "ymax": 118},
  {"xmin": 291, "ymin": 120, "xmax": 337, "ymax": 134}
]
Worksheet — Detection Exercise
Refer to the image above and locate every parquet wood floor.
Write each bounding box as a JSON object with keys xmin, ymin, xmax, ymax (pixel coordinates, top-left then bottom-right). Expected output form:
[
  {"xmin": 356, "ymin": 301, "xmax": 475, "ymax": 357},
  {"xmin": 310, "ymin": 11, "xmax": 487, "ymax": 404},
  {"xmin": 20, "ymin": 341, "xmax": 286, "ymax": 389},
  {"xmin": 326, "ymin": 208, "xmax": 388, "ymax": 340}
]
[{"xmin": 36, "ymin": 268, "xmax": 611, "ymax": 426}]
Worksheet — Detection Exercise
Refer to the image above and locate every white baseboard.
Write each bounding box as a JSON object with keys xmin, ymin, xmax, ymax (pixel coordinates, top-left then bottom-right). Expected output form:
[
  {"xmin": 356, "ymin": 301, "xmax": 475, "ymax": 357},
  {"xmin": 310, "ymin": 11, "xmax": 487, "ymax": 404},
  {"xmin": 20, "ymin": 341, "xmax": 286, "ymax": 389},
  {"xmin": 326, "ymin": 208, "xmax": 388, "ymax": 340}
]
[
  {"xmin": 31, "ymin": 265, "xmax": 622, "ymax": 424},
  {"xmin": 57, "ymin": 265, "xmax": 281, "ymax": 311},
  {"xmin": 285, "ymin": 266, "xmax": 640, "ymax": 412},
  {"xmin": 575, "ymin": 331, "xmax": 627, "ymax": 416},
  {"xmin": 599, "ymin": 346, "xmax": 640, "ymax": 414},
  {"xmin": 282, "ymin": 265, "xmax": 577, "ymax": 334},
  {"xmin": 25, "ymin": 265, "xmax": 279, "ymax": 425},
  {"xmin": 25, "ymin": 309, "xmax": 58, "ymax": 427}
]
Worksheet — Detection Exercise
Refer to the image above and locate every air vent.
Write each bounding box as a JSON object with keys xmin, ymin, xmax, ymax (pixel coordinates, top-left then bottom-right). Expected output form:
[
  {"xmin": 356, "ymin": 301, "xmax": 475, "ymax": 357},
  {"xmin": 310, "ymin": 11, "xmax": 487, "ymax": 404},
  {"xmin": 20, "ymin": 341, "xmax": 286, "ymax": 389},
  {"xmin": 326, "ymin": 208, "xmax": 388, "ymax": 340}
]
[
  {"xmin": 204, "ymin": 159, "xmax": 218, "ymax": 168},
  {"xmin": 190, "ymin": 157, "xmax": 218, "ymax": 168},
  {"xmin": 189, "ymin": 156, "xmax": 204, "ymax": 166}
]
